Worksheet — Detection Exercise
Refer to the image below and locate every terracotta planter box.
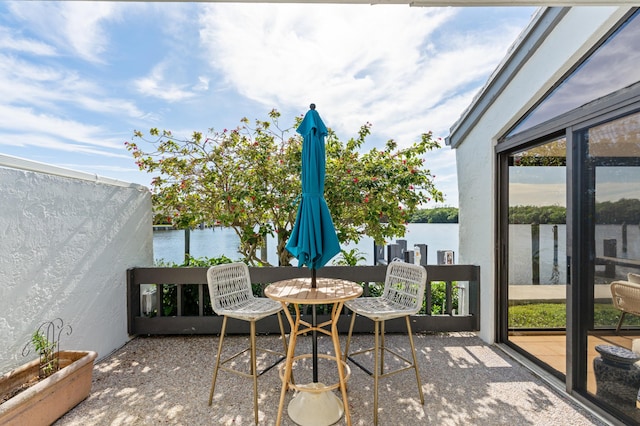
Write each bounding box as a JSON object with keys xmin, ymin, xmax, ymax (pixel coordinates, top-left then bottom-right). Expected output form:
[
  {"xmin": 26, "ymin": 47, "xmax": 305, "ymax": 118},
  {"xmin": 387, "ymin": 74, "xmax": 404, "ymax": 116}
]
[{"xmin": 0, "ymin": 350, "xmax": 97, "ymax": 426}]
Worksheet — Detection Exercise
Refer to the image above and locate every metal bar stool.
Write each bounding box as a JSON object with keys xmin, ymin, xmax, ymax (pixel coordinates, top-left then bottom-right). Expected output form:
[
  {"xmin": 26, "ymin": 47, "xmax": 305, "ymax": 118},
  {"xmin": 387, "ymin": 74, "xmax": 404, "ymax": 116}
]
[
  {"xmin": 207, "ymin": 262, "xmax": 288, "ymax": 425},
  {"xmin": 343, "ymin": 261, "xmax": 426, "ymax": 425}
]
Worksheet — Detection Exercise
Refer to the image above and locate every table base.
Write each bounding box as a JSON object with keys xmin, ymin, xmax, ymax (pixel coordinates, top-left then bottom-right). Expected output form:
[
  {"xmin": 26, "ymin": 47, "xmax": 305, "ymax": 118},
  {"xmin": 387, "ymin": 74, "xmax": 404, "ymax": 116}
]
[{"xmin": 288, "ymin": 382, "xmax": 344, "ymax": 426}]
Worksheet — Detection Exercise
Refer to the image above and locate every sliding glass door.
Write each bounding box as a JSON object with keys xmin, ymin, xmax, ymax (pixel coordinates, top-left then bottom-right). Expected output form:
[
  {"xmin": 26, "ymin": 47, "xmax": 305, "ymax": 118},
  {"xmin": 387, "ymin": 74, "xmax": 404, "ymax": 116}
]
[
  {"xmin": 499, "ymin": 110, "xmax": 640, "ymax": 423},
  {"xmin": 576, "ymin": 112, "xmax": 640, "ymax": 421},
  {"xmin": 504, "ymin": 137, "xmax": 567, "ymax": 376}
]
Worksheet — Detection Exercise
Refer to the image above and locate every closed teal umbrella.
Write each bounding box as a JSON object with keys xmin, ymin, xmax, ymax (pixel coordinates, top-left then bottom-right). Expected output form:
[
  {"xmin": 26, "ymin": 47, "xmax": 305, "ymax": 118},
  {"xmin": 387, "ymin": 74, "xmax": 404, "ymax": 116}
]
[
  {"xmin": 286, "ymin": 104, "xmax": 341, "ymax": 385},
  {"xmin": 286, "ymin": 103, "xmax": 340, "ymax": 287}
]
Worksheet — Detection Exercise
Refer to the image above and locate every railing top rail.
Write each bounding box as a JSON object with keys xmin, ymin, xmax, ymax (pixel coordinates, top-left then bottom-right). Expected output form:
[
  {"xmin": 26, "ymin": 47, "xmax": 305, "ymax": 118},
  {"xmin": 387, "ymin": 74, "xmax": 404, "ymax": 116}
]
[{"xmin": 128, "ymin": 264, "xmax": 480, "ymax": 285}]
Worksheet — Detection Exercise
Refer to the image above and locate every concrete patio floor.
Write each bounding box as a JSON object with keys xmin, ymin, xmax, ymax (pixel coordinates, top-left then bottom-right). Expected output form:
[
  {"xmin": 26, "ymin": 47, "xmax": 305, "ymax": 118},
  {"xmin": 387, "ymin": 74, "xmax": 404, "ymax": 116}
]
[{"xmin": 55, "ymin": 332, "xmax": 609, "ymax": 425}]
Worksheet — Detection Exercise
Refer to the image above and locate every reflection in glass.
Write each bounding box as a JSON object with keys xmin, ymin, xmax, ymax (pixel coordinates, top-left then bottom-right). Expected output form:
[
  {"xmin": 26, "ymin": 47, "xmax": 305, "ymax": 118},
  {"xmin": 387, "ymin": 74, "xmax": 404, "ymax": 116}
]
[
  {"xmin": 509, "ymin": 10, "xmax": 640, "ymax": 136},
  {"xmin": 507, "ymin": 137, "xmax": 567, "ymax": 375},
  {"xmin": 586, "ymin": 111, "xmax": 640, "ymax": 423}
]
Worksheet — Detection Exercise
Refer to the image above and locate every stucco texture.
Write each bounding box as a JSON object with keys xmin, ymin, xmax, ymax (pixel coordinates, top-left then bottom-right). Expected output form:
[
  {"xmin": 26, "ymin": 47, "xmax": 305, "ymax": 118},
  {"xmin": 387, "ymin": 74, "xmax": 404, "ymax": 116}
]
[{"xmin": 0, "ymin": 166, "xmax": 153, "ymax": 373}]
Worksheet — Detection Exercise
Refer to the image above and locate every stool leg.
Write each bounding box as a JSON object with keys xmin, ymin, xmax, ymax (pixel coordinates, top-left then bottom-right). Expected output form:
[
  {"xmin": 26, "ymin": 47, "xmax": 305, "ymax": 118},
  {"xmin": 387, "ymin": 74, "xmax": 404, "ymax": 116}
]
[
  {"xmin": 344, "ymin": 311, "xmax": 357, "ymax": 362},
  {"xmin": 276, "ymin": 310, "xmax": 294, "ymax": 385},
  {"xmin": 277, "ymin": 311, "xmax": 288, "ymax": 354},
  {"xmin": 380, "ymin": 320, "xmax": 386, "ymax": 375},
  {"xmin": 373, "ymin": 320, "xmax": 380, "ymax": 426},
  {"xmin": 332, "ymin": 301, "xmax": 351, "ymax": 426},
  {"xmin": 209, "ymin": 315, "xmax": 228, "ymax": 405},
  {"xmin": 250, "ymin": 320, "xmax": 259, "ymax": 425},
  {"xmin": 616, "ymin": 312, "xmax": 627, "ymax": 333},
  {"xmin": 277, "ymin": 303, "xmax": 299, "ymax": 426},
  {"xmin": 405, "ymin": 315, "xmax": 424, "ymax": 404}
]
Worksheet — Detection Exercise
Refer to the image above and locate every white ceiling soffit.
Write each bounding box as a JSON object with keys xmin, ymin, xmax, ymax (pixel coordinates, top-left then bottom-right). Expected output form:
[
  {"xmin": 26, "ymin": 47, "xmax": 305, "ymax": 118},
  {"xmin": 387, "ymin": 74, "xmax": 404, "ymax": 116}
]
[{"xmin": 98, "ymin": 0, "xmax": 640, "ymax": 5}]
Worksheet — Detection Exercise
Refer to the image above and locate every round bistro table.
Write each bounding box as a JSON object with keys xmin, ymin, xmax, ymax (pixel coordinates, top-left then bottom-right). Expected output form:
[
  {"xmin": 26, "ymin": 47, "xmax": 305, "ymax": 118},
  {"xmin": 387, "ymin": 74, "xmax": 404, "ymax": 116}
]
[{"xmin": 265, "ymin": 277, "xmax": 363, "ymax": 426}]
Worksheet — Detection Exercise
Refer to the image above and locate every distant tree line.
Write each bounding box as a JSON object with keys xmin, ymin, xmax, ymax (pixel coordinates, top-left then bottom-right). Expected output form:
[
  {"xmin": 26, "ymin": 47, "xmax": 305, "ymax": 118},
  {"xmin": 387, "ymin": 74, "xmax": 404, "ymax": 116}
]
[
  {"xmin": 411, "ymin": 207, "xmax": 458, "ymax": 223},
  {"xmin": 596, "ymin": 199, "xmax": 640, "ymax": 224},
  {"xmin": 508, "ymin": 199, "xmax": 640, "ymax": 224},
  {"xmin": 152, "ymin": 199, "xmax": 639, "ymax": 227},
  {"xmin": 509, "ymin": 205, "xmax": 566, "ymax": 224}
]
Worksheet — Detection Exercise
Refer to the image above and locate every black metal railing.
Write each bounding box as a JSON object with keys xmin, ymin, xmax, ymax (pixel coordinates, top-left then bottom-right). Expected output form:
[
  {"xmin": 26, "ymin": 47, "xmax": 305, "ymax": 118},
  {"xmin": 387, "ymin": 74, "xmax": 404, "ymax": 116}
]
[{"xmin": 127, "ymin": 264, "xmax": 480, "ymax": 335}]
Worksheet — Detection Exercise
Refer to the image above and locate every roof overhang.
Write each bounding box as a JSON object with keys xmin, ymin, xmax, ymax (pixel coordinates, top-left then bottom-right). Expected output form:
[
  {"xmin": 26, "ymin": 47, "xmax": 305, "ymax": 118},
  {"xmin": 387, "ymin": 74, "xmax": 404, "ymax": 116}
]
[{"xmin": 101, "ymin": 0, "xmax": 640, "ymax": 5}]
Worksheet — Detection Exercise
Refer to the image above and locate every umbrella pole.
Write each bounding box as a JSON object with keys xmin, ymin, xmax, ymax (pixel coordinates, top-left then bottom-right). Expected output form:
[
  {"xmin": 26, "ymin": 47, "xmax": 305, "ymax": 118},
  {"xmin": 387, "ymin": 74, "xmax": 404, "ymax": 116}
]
[
  {"xmin": 312, "ymin": 304, "xmax": 318, "ymax": 383},
  {"xmin": 312, "ymin": 268, "xmax": 318, "ymax": 382}
]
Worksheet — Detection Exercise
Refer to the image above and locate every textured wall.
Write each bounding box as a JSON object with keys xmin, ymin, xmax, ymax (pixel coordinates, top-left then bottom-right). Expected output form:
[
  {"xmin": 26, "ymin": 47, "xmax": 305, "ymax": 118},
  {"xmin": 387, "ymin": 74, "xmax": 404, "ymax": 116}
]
[{"xmin": 0, "ymin": 164, "xmax": 152, "ymax": 372}]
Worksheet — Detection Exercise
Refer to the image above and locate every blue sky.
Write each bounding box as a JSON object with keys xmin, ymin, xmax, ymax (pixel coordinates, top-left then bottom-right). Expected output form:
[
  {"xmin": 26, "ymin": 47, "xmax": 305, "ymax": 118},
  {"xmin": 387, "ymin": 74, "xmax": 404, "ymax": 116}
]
[{"xmin": 0, "ymin": 2, "xmax": 537, "ymax": 207}]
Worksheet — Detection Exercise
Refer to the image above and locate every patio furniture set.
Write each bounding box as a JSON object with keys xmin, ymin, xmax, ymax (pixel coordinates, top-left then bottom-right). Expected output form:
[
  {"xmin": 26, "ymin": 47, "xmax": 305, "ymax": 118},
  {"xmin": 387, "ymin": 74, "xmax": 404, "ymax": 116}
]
[{"xmin": 205, "ymin": 261, "xmax": 427, "ymax": 426}]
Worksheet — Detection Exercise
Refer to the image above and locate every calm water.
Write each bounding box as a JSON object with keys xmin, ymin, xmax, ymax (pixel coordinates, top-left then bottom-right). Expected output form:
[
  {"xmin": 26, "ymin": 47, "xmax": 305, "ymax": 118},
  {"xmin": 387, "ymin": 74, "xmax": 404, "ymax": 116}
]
[{"xmin": 153, "ymin": 223, "xmax": 459, "ymax": 266}]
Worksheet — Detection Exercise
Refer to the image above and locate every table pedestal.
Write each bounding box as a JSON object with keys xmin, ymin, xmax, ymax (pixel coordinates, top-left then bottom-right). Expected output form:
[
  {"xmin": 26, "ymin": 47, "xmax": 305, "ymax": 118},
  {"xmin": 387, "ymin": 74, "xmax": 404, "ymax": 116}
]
[
  {"xmin": 288, "ymin": 382, "xmax": 343, "ymax": 426},
  {"xmin": 265, "ymin": 278, "xmax": 362, "ymax": 426}
]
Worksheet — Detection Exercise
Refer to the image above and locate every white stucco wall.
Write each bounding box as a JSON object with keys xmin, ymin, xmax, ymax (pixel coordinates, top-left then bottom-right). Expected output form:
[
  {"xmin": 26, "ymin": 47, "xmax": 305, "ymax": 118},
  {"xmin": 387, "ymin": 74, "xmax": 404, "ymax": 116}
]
[
  {"xmin": 454, "ymin": 6, "xmax": 629, "ymax": 343},
  {"xmin": 0, "ymin": 155, "xmax": 153, "ymax": 373}
]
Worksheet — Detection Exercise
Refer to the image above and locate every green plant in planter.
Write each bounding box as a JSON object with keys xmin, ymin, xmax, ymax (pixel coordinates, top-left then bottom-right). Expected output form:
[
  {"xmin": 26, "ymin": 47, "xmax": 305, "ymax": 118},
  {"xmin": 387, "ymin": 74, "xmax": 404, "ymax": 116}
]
[
  {"xmin": 31, "ymin": 331, "xmax": 57, "ymax": 379},
  {"xmin": 22, "ymin": 318, "xmax": 71, "ymax": 379}
]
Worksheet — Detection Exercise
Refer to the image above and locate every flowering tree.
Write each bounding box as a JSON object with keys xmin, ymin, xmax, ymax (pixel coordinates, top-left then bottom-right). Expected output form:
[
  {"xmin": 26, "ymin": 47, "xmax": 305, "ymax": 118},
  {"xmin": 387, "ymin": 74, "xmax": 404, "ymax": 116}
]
[{"xmin": 126, "ymin": 109, "xmax": 443, "ymax": 266}]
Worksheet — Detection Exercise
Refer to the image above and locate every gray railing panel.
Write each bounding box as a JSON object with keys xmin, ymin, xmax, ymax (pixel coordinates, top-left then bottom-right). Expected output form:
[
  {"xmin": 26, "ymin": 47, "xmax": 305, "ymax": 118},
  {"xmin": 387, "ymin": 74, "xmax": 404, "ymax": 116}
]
[{"xmin": 127, "ymin": 264, "xmax": 480, "ymax": 335}]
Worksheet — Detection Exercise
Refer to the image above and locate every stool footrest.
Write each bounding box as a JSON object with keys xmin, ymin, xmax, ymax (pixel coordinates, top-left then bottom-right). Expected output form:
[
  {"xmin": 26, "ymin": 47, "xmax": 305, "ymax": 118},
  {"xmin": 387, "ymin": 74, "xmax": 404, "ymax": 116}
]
[
  {"xmin": 347, "ymin": 347, "xmax": 416, "ymax": 379},
  {"xmin": 279, "ymin": 353, "xmax": 351, "ymax": 393}
]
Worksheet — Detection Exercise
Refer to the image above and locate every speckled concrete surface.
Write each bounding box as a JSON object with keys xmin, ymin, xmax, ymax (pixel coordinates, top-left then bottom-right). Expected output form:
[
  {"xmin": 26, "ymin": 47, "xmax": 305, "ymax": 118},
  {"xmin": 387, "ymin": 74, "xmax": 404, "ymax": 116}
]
[{"xmin": 55, "ymin": 332, "xmax": 609, "ymax": 425}]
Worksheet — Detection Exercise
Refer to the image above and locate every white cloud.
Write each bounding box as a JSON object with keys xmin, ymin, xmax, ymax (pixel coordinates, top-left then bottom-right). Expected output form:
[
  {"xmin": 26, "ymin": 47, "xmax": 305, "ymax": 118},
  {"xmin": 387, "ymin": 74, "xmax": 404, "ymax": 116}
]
[
  {"xmin": 0, "ymin": 104, "xmax": 125, "ymax": 152},
  {"xmin": 0, "ymin": 26, "xmax": 57, "ymax": 56},
  {"xmin": 198, "ymin": 4, "xmax": 524, "ymax": 146},
  {"xmin": 0, "ymin": 54, "xmax": 146, "ymax": 124},
  {"xmin": 134, "ymin": 62, "xmax": 201, "ymax": 102},
  {"xmin": 7, "ymin": 2, "xmax": 124, "ymax": 63},
  {"xmin": 193, "ymin": 76, "xmax": 210, "ymax": 92},
  {"xmin": 0, "ymin": 3, "xmax": 537, "ymax": 202}
]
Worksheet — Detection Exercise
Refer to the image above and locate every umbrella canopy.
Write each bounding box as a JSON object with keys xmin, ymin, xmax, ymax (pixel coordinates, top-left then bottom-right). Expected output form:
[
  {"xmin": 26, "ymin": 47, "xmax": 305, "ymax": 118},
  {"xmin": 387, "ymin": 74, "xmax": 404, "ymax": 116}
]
[{"xmin": 286, "ymin": 104, "xmax": 340, "ymax": 283}]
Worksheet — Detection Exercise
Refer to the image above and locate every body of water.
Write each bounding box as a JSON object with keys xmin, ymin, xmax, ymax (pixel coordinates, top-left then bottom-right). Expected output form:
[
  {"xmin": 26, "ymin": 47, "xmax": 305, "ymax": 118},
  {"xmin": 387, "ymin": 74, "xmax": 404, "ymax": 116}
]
[{"xmin": 153, "ymin": 223, "xmax": 460, "ymax": 266}]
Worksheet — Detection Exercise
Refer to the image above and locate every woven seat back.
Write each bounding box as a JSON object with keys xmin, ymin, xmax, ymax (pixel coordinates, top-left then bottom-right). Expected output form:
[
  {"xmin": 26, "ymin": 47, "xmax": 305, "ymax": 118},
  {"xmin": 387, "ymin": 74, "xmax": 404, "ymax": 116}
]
[
  {"xmin": 207, "ymin": 262, "xmax": 254, "ymax": 314},
  {"xmin": 381, "ymin": 261, "xmax": 427, "ymax": 315},
  {"xmin": 611, "ymin": 280, "xmax": 640, "ymax": 315}
]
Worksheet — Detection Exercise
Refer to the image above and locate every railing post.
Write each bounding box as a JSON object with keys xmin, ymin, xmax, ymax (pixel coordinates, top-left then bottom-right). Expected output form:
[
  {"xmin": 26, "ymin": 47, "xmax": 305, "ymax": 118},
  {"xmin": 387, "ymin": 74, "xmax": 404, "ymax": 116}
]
[
  {"xmin": 184, "ymin": 228, "xmax": 190, "ymax": 264},
  {"xmin": 469, "ymin": 266, "xmax": 481, "ymax": 330},
  {"xmin": 457, "ymin": 282, "xmax": 468, "ymax": 316},
  {"xmin": 373, "ymin": 243, "xmax": 385, "ymax": 265},
  {"xmin": 126, "ymin": 268, "xmax": 140, "ymax": 335},
  {"xmin": 199, "ymin": 284, "xmax": 205, "ymax": 316},
  {"xmin": 604, "ymin": 238, "xmax": 617, "ymax": 278},
  {"xmin": 387, "ymin": 244, "xmax": 402, "ymax": 262},
  {"xmin": 157, "ymin": 284, "xmax": 164, "ymax": 317},
  {"xmin": 531, "ymin": 223, "xmax": 540, "ymax": 284},
  {"xmin": 415, "ymin": 244, "xmax": 427, "ymax": 266},
  {"xmin": 177, "ymin": 284, "xmax": 183, "ymax": 316}
]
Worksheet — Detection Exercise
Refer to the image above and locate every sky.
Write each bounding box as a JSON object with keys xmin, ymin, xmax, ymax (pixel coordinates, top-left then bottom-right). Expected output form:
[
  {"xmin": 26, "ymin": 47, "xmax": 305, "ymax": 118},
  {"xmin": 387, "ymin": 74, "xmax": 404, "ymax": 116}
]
[{"xmin": 0, "ymin": 2, "xmax": 538, "ymax": 207}]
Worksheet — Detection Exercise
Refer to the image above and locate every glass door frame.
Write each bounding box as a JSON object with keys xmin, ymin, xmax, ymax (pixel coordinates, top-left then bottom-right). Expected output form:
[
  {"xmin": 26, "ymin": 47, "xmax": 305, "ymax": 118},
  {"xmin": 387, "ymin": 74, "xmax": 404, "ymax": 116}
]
[
  {"xmin": 496, "ymin": 88, "xmax": 640, "ymax": 397},
  {"xmin": 496, "ymin": 131, "xmax": 568, "ymax": 382}
]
